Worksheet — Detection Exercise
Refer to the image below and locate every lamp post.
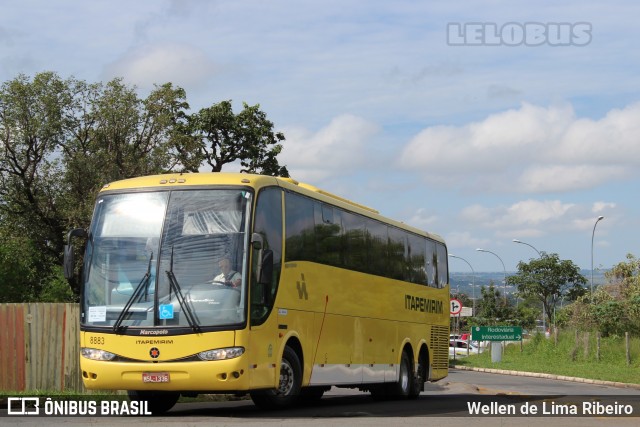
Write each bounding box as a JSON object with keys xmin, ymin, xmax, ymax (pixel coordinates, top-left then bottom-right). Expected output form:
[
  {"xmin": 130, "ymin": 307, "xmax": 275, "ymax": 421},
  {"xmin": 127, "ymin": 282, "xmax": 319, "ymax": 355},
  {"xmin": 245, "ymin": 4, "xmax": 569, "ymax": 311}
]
[
  {"xmin": 449, "ymin": 254, "xmax": 476, "ymax": 315},
  {"xmin": 476, "ymin": 248, "xmax": 507, "ymax": 304},
  {"xmin": 591, "ymin": 215, "xmax": 605, "ymax": 300},
  {"xmin": 512, "ymin": 239, "xmax": 541, "ymax": 257},
  {"xmin": 513, "ymin": 238, "xmax": 544, "ymax": 329}
]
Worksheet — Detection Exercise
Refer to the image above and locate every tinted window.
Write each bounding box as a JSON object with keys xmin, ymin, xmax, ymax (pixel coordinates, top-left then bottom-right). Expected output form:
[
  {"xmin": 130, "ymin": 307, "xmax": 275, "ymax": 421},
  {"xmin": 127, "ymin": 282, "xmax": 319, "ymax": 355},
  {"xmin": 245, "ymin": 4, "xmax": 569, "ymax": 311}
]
[
  {"xmin": 316, "ymin": 204, "xmax": 342, "ymax": 267},
  {"xmin": 251, "ymin": 187, "xmax": 283, "ymax": 326},
  {"xmin": 342, "ymin": 211, "xmax": 367, "ymax": 272},
  {"xmin": 436, "ymin": 242, "xmax": 449, "ymax": 288},
  {"xmin": 283, "ymin": 191, "xmax": 447, "ymax": 287},
  {"xmin": 407, "ymin": 233, "xmax": 427, "ymax": 285},
  {"xmin": 285, "ymin": 192, "xmax": 316, "ymax": 262},
  {"xmin": 365, "ymin": 218, "xmax": 388, "ymax": 277},
  {"xmin": 426, "ymin": 240, "xmax": 437, "ymax": 287}
]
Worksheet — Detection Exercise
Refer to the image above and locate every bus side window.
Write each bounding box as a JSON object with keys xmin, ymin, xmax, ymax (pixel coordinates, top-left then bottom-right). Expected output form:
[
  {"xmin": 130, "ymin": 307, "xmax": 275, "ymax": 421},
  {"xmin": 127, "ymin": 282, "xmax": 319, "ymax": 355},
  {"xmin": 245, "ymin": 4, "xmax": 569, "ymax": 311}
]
[
  {"xmin": 426, "ymin": 240, "xmax": 437, "ymax": 287},
  {"xmin": 251, "ymin": 187, "xmax": 283, "ymax": 326},
  {"xmin": 436, "ymin": 243, "xmax": 448, "ymax": 288}
]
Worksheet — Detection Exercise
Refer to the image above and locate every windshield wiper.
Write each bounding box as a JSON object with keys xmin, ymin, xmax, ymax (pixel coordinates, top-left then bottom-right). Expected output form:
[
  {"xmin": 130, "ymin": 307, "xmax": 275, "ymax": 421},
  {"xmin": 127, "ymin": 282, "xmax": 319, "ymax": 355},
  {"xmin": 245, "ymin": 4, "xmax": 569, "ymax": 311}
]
[
  {"xmin": 165, "ymin": 246, "xmax": 201, "ymax": 332},
  {"xmin": 113, "ymin": 252, "xmax": 153, "ymax": 334}
]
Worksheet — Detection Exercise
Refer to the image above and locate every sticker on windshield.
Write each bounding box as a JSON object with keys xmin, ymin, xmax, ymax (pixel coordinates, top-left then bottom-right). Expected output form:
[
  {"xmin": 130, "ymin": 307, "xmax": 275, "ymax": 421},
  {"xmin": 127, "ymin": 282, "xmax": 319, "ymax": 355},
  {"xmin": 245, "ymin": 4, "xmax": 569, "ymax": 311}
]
[
  {"xmin": 88, "ymin": 306, "xmax": 107, "ymax": 322},
  {"xmin": 159, "ymin": 304, "xmax": 174, "ymax": 320}
]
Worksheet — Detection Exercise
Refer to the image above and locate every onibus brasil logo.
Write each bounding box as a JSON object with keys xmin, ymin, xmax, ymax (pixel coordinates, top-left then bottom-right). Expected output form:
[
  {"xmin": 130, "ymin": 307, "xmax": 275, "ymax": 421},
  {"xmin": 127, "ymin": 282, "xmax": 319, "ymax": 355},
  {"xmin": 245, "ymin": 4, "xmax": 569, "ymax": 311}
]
[{"xmin": 6, "ymin": 397, "xmax": 152, "ymax": 416}]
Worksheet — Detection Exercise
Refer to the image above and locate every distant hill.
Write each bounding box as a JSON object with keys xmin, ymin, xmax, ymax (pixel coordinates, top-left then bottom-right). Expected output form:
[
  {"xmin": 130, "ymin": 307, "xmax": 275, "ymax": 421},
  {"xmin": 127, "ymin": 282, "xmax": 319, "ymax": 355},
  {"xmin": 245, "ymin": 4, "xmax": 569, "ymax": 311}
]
[{"xmin": 449, "ymin": 270, "xmax": 607, "ymax": 297}]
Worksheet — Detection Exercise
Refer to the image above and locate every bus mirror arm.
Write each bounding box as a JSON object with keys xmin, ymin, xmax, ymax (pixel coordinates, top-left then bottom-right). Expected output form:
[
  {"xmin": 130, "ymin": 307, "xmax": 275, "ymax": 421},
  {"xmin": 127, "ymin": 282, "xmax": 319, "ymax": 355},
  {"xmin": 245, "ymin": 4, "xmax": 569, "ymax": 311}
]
[{"xmin": 63, "ymin": 228, "xmax": 87, "ymax": 281}]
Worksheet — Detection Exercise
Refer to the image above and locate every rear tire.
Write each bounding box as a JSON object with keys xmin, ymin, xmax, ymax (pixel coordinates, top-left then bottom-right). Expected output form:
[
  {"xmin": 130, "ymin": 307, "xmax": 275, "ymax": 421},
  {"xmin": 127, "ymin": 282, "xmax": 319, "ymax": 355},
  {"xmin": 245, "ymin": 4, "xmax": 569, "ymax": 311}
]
[
  {"xmin": 389, "ymin": 351, "xmax": 412, "ymax": 398},
  {"xmin": 370, "ymin": 351, "xmax": 413, "ymax": 400},
  {"xmin": 127, "ymin": 390, "xmax": 180, "ymax": 414},
  {"xmin": 250, "ymin": 346, "xmax": 302, "ymax": 409},
  {"xmin": 409, "ymin": 353, "xmax": 426, "ymax": 399}
]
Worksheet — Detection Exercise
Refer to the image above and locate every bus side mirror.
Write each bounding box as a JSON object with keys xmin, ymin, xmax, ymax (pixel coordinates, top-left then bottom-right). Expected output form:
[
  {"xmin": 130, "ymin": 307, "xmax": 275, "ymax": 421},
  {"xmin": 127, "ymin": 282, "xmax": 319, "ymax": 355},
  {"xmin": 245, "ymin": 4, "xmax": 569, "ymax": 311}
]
[{"xmin": 64, "ymin": 228, "xmax": 87, "ymax": 280}]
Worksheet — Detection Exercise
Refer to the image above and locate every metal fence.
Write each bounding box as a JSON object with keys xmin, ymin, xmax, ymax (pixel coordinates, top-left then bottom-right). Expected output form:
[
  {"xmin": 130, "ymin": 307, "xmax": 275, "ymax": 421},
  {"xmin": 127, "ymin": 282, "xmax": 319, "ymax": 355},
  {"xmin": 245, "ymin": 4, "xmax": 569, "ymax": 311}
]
[{"xmin": 0, "ymin": 303, "xmax": 82, "ymax": 392}]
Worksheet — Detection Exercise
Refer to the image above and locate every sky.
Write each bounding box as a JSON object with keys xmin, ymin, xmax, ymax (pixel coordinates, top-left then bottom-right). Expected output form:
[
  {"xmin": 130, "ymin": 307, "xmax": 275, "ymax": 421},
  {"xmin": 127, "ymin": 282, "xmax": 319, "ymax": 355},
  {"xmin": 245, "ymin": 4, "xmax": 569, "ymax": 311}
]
[{"xmin": 2, "ymin": 0, "xmax": 639, "ymax": 273}]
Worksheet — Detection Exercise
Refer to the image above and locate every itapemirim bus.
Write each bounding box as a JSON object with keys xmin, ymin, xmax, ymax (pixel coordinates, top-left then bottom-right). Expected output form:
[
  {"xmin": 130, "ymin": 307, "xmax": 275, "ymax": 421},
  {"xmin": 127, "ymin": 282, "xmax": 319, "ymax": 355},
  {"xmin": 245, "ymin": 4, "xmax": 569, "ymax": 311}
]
[{"xmin": 64, "ymin": 173, "xmax": 450, "ymax": 413}]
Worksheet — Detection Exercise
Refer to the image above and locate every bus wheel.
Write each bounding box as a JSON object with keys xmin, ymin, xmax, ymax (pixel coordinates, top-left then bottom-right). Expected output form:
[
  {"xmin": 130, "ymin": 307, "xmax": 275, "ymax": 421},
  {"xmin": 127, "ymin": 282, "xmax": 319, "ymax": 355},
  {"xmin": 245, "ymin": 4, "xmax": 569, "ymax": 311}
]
[
  {"xmin": 409, "ymin": 353, "xmax": 426, "ymax": 399},
  {"xmin": 391, "ymin": 351, "xmax": 412, "ymax": 398},
  {"xmin": 250, "ymin": 346, "xmax": 302, "ymax": 409},
  {"xmin": 127, "ymin": 390, "xmax": 180, "ymax": 414}
]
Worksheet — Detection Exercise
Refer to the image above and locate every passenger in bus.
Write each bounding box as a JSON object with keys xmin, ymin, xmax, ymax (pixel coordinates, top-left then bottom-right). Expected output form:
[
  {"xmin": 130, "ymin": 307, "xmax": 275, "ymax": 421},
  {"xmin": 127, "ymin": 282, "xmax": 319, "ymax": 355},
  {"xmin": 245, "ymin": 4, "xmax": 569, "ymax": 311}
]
[{"xmin": 213, "ymin": 257, "xmax": 241, "ymax": 287}]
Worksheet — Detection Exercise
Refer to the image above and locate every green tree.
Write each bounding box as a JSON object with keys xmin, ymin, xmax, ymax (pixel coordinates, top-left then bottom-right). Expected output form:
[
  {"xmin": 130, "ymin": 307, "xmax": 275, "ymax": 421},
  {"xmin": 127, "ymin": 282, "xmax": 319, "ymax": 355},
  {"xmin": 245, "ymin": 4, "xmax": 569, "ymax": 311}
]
[
  {"xmin": 0, "ymin": 72, "xmax": 290, "ymax": 300},
  {"xmin": 0, "ymin": 72, "xmax": 71, "ymax": 265},
  {"xmin": 507, "ymin": 253, "xmax": 587, "ymax": 327},
  {"xmin": 178, "ymin": 100, "xmax": 289, "ymax": 176},
  {"xmin": 0, "ymin": 232, "xmax": 39, "ymax": 302},
  {"xmin": 59, "ymin": 79, "xmax": 189, "ymax": 233},
  {"xmin": 474, "ymin": 282, "xmax": 515, "ymax": 325},
  {"xmin": 569, "ymin": 253, "xmax": 640, "ymax": 336},
  {"xmin": 604, "ymin": 253, "xmax": 640, "ymax": 298}
]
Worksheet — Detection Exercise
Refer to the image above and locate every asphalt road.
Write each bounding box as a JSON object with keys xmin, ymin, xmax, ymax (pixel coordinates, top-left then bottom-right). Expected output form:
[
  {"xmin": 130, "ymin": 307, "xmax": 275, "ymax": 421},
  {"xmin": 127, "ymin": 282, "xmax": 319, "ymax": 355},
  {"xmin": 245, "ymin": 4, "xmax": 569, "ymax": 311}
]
[{"xmin": 3, "ymin": 369, "xmax": 640, "ymax": 426}]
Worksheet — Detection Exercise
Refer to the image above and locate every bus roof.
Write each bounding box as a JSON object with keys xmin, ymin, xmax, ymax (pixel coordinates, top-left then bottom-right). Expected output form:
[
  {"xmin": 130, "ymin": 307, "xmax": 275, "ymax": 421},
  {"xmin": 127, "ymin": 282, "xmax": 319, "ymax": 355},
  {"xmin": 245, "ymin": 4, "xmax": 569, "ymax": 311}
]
[{"xmin": 99, "ymin": 172, "xmax": 445, "ymax": 244}]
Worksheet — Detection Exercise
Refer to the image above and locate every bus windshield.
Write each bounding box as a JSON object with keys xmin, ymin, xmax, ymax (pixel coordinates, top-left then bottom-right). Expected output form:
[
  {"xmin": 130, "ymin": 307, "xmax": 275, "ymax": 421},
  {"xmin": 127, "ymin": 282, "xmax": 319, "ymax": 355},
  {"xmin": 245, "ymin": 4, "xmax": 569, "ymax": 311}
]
[{"xmin": 82, "ymin": 188, "xmax": 252, "ymax": 331}]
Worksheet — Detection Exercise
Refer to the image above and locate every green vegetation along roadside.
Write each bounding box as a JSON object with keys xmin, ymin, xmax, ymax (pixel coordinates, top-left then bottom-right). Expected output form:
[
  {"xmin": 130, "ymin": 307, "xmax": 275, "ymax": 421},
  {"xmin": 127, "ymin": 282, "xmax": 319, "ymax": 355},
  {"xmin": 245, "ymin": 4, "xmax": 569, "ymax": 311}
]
[{"xmin": 452, "ymin": 330, "xmax": 640, "ymax": 385}]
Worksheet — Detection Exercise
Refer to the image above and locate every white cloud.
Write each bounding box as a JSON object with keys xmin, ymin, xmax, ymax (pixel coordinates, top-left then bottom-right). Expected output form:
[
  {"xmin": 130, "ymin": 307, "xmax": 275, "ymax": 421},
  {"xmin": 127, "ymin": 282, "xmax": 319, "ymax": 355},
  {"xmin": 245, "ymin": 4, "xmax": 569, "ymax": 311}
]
[
  {"xmin": 451, "ymin": 198, "xmax": 619, "ymax": 251},
  {"xmin": 517, "ymin": 165, "xmax": 630, "ymax": 193},
  {"xmin": 459, "ymin": 204, "xmax": 494, "ymax": 223},
  {"xmin": 404, "ymin": 208, "xmax": 438, "ymax": 230},
  {"xmin": 445, "ymin": 231, "xmax": 490, "ymax": 249},
  {"xmin": 504, "ymin": 200, "xmax": 575, "ymax": 226},
  {"xmin": 397, "ymin": 102, "xmax": 640, "ymax": 193},
  {"xmin": 460, "ymin": 199, "xmax": 576, "ymax": 231},
  {"xmin": 279, "ymin": 114, "xmax": 380, "ymax": 182},
  {"xmin": 593, "ymin": 202, "xmax": 616, "ymax": 213},
  {"xmin": 103, "ymin": 43, "xmax": 216, "ymax": 90}
]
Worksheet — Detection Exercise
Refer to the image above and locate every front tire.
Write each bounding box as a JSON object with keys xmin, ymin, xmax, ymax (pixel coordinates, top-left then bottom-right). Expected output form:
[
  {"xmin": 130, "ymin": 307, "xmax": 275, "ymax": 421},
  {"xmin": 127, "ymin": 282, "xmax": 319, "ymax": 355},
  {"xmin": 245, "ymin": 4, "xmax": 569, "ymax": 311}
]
[{"xmin": 250, "ymin": 346, "xmax": 302, "ymax": 409}]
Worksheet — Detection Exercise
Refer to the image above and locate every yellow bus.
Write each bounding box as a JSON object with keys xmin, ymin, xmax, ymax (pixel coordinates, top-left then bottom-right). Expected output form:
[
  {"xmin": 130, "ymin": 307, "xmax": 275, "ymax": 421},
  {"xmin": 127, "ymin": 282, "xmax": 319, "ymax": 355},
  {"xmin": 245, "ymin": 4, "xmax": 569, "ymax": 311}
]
[{"xmin": 64, "ymin": 173, "xmax": 450, "ymax": 413}]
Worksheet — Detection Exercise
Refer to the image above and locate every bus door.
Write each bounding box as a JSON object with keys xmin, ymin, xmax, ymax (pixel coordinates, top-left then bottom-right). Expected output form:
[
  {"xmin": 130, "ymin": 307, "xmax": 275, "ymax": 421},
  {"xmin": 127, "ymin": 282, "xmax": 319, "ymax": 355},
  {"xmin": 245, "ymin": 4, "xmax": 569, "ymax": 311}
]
[{"xmin": 247, "ymin": 187, "xmax": 283, "ymax": 389}]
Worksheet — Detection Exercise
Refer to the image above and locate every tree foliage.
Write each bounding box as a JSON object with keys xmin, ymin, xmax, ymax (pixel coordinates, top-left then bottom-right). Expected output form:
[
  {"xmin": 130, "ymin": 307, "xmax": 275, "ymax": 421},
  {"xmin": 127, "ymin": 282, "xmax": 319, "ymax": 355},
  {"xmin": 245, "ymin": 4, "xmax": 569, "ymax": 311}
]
[
  {"xmin": 0, "ymin": 72, "xmax": 289, "ymax": 301},
  {"xmin": 177, "ymin": 100, "xmax": 288, "ymax": 176},
  {"xmin": 473, "ymin": 282, "xmax": 516, "ymax": 325},
  {"xmin": 565, "ymin": 253, "xmax": 640, "ymax": 336},
  {"xmin": 507, "ymin": 253, "xmax": 587, "ymax": 327}
]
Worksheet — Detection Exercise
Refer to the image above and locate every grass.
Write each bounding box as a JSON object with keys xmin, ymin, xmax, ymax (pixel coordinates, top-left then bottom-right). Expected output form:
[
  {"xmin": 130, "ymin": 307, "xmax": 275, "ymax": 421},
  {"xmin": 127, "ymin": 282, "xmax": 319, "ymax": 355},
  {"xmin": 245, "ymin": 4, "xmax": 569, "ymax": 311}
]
[{"xmin": 453, "ymin": 330, "xmax": 640, "ymax": 385}]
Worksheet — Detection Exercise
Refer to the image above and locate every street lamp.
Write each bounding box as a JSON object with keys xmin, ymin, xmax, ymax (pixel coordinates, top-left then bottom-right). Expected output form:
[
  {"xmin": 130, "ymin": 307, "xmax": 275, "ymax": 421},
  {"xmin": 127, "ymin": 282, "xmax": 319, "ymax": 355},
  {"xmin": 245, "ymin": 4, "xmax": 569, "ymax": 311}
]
[
  {"xmin": 591, "ymin": 216, "xmax": 605, "ymax": 300},
  {"xmin": 512, "ymin": 239, "xmax": 541, "ymax": 257},
  {"xmin": 513, "ymin": 238, "xmax": 544, "ymax": 328},
  {"xmin": 449, "ymin": 254, "xmax": 476, "ymax": 315},
  {"xmin": 476, "ymin": 248, "xmax": 507, "ymax": 304}
]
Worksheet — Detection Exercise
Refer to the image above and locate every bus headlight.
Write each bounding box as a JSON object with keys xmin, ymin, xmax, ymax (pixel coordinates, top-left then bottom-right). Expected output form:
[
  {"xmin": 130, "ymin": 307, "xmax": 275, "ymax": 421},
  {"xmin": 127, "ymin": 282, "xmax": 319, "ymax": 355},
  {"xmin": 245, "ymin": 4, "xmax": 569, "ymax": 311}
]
[
  {"xmin": 197, "ymin": 347, "xmax": 245, "ymax": 361},
  {"xmin": 81, "ymin": 347, "xmax": 116, "ymax": 361}
]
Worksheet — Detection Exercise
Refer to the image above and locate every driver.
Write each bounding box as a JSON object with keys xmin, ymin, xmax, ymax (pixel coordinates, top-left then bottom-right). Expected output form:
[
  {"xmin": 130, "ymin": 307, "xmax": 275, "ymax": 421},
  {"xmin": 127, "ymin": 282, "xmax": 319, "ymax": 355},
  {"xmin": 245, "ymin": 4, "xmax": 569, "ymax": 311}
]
[{"xmin": 213, "ymin": 257, "xmax": 241, "ymax": 287}]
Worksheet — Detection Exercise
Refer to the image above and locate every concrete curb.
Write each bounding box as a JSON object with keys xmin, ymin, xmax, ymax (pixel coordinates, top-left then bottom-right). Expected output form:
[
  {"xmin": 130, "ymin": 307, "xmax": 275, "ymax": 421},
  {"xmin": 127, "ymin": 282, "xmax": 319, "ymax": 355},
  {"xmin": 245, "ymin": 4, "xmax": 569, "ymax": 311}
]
[{"xmin": 452, "ymin": 365, "xmax": 640, "ymax": 390}]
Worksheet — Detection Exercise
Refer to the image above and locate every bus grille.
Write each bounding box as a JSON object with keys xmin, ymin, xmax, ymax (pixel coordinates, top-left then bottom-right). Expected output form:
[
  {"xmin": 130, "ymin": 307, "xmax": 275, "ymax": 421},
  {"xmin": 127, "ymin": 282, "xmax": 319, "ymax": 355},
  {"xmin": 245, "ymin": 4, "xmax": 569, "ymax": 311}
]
[{"xmin": 430, "ymin": 325, "xmax": 449, "ymax": 370}]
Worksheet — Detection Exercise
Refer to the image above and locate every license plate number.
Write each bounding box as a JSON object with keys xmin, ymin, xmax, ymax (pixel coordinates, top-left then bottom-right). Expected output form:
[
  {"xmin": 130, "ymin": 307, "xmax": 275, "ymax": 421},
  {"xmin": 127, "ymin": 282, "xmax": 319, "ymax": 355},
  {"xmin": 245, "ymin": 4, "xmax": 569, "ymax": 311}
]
[{"xmin": 142, "ymin": 372, "xmax": 170, "ymax": 383}]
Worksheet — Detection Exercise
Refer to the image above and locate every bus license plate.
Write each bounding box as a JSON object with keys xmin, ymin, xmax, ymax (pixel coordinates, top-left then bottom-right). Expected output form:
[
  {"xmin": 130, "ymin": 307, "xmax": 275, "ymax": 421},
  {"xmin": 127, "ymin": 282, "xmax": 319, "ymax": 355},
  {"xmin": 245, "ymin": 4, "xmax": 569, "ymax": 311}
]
[{"xmin": 142, "ymin": 372, "xmax": 170, "ymax": 383}]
